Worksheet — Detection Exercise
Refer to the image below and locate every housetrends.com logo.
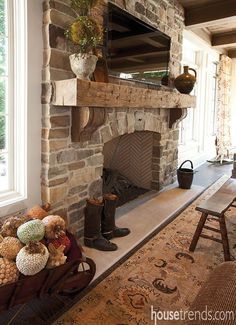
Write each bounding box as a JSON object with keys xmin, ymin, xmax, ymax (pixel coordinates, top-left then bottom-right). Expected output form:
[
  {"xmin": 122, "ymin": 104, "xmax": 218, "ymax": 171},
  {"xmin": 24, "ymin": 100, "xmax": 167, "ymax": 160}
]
[{"xmin": 150, "ymin": 305, "xmax": 235, "ymax": 323}]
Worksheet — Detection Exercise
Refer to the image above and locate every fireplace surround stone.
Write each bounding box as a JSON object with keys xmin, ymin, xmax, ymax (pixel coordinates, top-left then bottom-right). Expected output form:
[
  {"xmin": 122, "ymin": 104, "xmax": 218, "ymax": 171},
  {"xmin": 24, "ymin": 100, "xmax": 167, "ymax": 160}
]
[
  {"xmin": 42, "ymin": 0, "xmax": 187, "ymax": 235},
  {"xmin": 41, "ymin": 105, "xmax": 181, "ymax": 234}
]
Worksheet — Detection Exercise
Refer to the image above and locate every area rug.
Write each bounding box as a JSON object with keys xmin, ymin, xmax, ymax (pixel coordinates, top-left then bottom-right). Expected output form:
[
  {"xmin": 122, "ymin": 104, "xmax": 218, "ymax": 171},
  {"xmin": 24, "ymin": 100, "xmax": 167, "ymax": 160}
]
[{"xmin": 55, "ymin": 175, "xmax": 236, "ymax": 325}]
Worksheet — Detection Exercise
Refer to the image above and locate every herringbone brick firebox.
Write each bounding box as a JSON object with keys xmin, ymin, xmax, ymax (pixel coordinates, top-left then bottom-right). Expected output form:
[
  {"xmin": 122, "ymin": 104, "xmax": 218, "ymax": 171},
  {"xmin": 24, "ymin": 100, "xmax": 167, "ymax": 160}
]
[{"xmin": 104, "ymin": 131, "xmax": 176, "ymax": 191}]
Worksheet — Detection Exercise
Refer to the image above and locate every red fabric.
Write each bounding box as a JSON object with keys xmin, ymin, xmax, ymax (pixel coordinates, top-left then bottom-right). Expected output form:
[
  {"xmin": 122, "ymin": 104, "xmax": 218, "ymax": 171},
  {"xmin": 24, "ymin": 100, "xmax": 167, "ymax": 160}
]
[
  {"xmin": 47, "ymin": 235, "xmax": 71, "ymax": 254},
  {"xmin": 66, "ymin": 232, "xmax": 83, "ymax": 261}
]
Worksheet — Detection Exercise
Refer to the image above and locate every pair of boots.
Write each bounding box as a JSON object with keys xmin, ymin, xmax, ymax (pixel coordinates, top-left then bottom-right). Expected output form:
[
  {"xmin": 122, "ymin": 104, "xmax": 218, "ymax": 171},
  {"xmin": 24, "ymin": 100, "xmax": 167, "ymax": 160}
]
[{"xmin": 84, "ymin": 194, "xmax": 130, "ymax": 251}]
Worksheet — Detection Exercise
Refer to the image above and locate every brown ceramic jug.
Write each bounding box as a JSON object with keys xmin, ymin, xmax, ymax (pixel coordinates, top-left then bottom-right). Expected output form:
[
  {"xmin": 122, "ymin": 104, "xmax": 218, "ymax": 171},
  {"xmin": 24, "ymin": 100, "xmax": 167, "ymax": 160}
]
[{"xmin": 174, "ymin": 66, "xmax": 197, "ymax": 94}]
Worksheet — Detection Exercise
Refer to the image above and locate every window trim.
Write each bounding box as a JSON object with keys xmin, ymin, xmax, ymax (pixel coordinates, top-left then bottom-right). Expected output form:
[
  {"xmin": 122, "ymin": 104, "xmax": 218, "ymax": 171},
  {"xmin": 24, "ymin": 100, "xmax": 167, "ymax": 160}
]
[
  {"xmin": 0, "ymin": 0, "xmax": 27, "ymax": 206},
  {"xmin": 13, "ymin": 0, "xmax": 27, "ymax": 200},
  {"xmin": 0, "ymin": 0, "xmax": 42, "ymax": 217},
  {"xmin": 178, "ymin": 30, "xmax": 220, "ymax": 167}
]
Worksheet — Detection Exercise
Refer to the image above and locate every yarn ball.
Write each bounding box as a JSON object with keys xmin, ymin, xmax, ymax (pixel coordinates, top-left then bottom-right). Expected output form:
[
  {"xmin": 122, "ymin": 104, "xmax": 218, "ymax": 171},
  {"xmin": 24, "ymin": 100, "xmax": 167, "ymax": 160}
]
[{"xmin": 17, "ymin": 219, "xmax": 45, "ymax": 244}]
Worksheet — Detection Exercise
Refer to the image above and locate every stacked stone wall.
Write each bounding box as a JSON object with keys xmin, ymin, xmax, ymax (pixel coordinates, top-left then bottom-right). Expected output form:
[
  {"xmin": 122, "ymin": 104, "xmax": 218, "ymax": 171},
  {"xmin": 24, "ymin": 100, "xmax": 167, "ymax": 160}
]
[{"xmin": 42, "ymin": 0, "xmax": 184, "ymax": 234}]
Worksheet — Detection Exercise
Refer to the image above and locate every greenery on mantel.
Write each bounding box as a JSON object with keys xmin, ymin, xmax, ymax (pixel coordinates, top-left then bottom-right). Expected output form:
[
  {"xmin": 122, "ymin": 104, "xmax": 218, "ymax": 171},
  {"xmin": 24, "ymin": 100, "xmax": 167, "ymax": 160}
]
[
  {"xmin": 71, "ymin": 0, "xmax": 98, "ymax": 15},
  {"xmin": 66, "ymin": 0, "xmax": 102, "ymax": 55}
]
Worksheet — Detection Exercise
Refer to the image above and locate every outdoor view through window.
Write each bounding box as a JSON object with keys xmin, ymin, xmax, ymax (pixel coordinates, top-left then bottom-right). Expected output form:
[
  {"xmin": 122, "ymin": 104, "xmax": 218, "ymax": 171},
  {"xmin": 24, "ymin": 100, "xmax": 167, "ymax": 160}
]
[{"xmin": 0, "ymin": 0, "xmax": 8, "ymax": 192}]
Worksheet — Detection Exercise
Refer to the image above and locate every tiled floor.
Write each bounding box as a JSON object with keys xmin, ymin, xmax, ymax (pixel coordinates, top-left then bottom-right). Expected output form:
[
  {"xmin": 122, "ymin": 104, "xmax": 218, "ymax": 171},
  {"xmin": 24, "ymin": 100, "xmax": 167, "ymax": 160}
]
[
  {"xmin": 193, "ymin": 161, "xmax": 232, "ymax": 187},
  {"xmin": 83, "ymin": 162, "xmax": 233, "ymax": 281}
]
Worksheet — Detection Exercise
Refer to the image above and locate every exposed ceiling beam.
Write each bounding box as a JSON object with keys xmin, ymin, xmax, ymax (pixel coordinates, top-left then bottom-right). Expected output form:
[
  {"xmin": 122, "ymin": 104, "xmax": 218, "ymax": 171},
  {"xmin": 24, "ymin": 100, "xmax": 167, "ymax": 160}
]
[
  {"xmin": 110, "ymin": 22, "xmax": 130, "ymax": 32},
  {"xmin": 212, "ymin": 31, "xmax": 236, "ymax": 47},
  {"xmin": 108, "ymin": 56, "xmax": 168, "ymax": 73},
  {"xmin": 110, "ymin": 47, "xmax": 168, "ymax": 61},
  {"xmin": 111, "ymin": 32, "xmax": 167, "ymax": 48},
  {"xmin": 110, "ymin": 52, "xmax": 168, "ymax": 63},
  {"xmin": 144, "ymin": 38, "xmax": 166, "ymax": 48},
  {"xmin": 109, "ymin": 62, "xmax": 166, "ymax": 73},
  {"xmin": 185, "ymin": 0, "xmax": 236, "ymax": 28},
  {"xmin": 228, "ymin": 49, "xmax": 236, "ymax": 58}
]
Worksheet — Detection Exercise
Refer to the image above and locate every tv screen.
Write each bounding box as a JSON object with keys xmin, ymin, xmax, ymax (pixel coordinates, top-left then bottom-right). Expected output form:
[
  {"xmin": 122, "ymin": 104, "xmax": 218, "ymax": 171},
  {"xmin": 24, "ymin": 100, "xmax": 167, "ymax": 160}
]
[{"xmin": 107, "ymin": 3, "xmax": 171, "ymax": 86}]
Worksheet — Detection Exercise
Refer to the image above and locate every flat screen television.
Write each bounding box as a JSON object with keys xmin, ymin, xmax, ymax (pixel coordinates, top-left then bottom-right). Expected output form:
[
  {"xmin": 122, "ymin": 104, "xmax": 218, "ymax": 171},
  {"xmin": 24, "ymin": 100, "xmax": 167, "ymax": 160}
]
[{"xmin": 106, "ymin": 3, "xmax": 171, "ymax": 86}]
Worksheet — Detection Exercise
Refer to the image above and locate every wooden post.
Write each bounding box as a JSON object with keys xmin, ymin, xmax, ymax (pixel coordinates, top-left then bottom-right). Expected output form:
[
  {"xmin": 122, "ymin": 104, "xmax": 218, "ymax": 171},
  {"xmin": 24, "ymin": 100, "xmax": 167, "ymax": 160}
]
[{"xmin": 232, "ymin": 153, "xmax": 236, "ymax": 178}]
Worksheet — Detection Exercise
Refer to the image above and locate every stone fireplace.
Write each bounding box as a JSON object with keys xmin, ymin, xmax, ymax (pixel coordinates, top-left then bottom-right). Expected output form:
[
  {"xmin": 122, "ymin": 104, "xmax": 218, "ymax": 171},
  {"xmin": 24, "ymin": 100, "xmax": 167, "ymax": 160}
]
[{"xmin": 41, "ymin": 0, "xmax": 192, "ymax": 235}]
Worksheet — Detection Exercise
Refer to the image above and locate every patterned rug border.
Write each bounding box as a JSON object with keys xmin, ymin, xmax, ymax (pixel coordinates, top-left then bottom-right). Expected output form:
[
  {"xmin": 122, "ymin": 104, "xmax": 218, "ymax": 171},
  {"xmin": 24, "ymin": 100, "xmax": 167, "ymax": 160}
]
[{"xmin": 50, "ymin": 175, "xmax": 227, "ymax": 324}]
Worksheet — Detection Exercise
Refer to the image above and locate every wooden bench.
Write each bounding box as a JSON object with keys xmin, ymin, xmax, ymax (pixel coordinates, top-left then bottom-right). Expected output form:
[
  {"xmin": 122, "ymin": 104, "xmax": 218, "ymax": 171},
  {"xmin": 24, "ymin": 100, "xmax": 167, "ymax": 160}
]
[{"xmin": 189, "ymin": 178, "xmax": 236, "ymax": 261}]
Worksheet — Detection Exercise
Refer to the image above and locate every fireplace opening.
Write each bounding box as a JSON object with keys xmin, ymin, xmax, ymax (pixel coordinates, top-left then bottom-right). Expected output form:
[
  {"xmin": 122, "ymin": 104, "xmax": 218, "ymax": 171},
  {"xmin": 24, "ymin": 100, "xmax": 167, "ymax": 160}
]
[
  {"xmin": 102, "ymin": 131, "xmax": 161, "ymax": 206},
  {"xmin": 103, "ymin": 168, "xmax": 149, "ymax": 206}
]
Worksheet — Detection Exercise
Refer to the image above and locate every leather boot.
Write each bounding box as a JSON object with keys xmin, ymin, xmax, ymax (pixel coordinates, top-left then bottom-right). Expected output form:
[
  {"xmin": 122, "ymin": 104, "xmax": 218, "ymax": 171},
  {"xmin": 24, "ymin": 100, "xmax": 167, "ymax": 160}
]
[
  {"xmin": 102, "ymin": 194, "xmax": 130, "ymax": 240},
  {"xmin": 84, "ymin": 199, "xmax": 117, "ymax": 251}
]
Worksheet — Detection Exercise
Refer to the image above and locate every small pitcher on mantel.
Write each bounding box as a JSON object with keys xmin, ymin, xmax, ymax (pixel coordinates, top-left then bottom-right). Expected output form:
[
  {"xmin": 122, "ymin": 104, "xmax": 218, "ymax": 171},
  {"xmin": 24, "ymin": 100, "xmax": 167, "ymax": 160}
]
[{"xmin": 174, "ymin": 66, "xmax": 197, "ymax": 94}]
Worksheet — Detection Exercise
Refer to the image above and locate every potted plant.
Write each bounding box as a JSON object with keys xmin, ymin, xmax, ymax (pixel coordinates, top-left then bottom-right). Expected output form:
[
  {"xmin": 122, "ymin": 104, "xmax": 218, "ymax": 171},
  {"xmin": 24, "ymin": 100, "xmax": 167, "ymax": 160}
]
[
  {"xmin": 71, "ymin": 0, "xmax": 98, "ymax": 15},
  {"xmin": 66, "ymin": 0, "xmax": 103, "ymax": 80}
]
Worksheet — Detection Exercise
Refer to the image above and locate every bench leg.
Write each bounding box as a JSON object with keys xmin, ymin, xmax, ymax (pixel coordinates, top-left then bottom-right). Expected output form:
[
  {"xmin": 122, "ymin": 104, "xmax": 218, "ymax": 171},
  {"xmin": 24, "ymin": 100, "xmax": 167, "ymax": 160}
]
[
  {"xmin": 219, "ymin": 215, "xmax": 231, "ymax": 261},
  {"xmin": 189, "ymin": 212, "xmax": 208, "ymax": 252}
]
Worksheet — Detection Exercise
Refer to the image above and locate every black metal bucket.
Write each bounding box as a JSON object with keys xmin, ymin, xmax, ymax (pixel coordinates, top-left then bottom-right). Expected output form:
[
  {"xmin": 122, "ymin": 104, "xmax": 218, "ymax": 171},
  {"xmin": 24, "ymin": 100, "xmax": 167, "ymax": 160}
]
[{"xmin": 177, "ymin": 160, "xmax": 194, "ymax": 189}]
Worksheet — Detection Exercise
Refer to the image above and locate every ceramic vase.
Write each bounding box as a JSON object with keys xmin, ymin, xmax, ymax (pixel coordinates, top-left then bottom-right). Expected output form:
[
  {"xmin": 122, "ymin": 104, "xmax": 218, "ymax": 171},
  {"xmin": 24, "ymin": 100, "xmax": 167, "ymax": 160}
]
[
  {"xmin": 174, "ymin": 66, "xmax": 197, "ymax": 94},
  {"xmin": 69, "ymin": 53, "xmax": 98, "ymax": 80}
]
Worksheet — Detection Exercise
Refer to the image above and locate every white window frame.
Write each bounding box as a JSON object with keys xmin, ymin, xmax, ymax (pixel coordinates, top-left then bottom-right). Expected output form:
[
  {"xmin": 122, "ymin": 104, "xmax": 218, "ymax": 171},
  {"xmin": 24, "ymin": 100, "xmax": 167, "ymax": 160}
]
[
  {"xmin": 178, "ymin": 30, "xmax": 220, "ymax": 167},
  {"xmin": 0, "ymin": 0, "xmax": 42, "ymax": 217},
  {"xmin": 0, "ymin": 0, "xmax": 27, "ymax": 206},
  {"xmin": 230, "ymin": 59, "xmax": 236, "ymax": 147},
  {"xmin": 179, "ymin": 39, "xmax": 200, "ymax": 147}
]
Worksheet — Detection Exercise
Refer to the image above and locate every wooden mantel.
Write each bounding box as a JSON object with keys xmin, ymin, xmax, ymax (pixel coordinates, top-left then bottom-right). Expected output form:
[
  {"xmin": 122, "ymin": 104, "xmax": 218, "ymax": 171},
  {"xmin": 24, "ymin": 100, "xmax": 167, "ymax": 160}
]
[
  {"xmin": 52, "ymin": 78, "xmax": 196, "ymax": 109},
  {"xmin": 51, "ymin": 79, "xmax": 196, "ymax": 142}
]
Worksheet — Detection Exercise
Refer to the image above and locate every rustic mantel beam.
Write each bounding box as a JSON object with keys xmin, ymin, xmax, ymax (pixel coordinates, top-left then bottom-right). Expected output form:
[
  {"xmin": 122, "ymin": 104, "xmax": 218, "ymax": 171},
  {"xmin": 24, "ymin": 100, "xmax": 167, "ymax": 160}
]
[
  {"xmin": 51, "ymin": 79, "xmax": 196, "ymax": 109},
  {"xmin": 185, "ymin": 0, "xmax": 236, "ymax": 28},
  {"xmin": 51, "ymin": 79, "xmax": 196, "ymax": 141}
]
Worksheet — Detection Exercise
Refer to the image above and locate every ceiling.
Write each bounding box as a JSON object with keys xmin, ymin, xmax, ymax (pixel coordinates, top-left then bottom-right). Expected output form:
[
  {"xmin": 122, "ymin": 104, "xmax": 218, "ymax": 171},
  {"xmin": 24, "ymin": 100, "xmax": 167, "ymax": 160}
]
[
  {"xmin": 178, "ymin": 0, "xmax": 236, "ymax": 56},
  {"xmin": 179, "ymin": 0, "xmax": 222, "ymax": 10}
]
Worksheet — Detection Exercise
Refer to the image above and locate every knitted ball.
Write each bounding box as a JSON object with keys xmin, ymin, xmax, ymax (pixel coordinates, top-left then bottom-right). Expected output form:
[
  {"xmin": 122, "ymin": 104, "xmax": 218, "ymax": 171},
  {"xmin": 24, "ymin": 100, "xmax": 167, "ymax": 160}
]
[
  {"xmin": 0, "ymin": 236, "xmax": 23, "ymax": 260},
  {"xmin": 17, "ymin": 219, "xmax": 45, "ymax": 244},
  {"xmin": 16, "ymin": 242, "xmax": 49, "ymax": 276},
  {"xmin": 0, "ymin": 258, "xmax": 19, "ymax": 286}
]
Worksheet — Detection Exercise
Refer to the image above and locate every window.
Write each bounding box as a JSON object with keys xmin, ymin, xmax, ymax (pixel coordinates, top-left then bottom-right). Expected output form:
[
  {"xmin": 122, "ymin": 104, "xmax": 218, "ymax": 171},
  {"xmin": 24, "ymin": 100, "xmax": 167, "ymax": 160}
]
[
  {"xmin": 207, "ymin": 61, "xmax": 218, "ymax": 136},
  {"xmin": 0, "ymin": 0, "xmax": 9, "ymax": 192},
  {"xmin": 230, "ymin": 59, "xmax": 236, "ymax": 147},
  {"xmin": 178, "ymin": 31, "xmax": 219, "ymax": 167},
  {"xmin": 0, "ymin": 0, "xmax": 41, "ymax": 216},
  {"xmin": 179, "ymin": 41, "xmax": 198, "ymax": 145},
  {"xmin": 0, "ymin": 0, "xmax": 27, "ymax": 206}
]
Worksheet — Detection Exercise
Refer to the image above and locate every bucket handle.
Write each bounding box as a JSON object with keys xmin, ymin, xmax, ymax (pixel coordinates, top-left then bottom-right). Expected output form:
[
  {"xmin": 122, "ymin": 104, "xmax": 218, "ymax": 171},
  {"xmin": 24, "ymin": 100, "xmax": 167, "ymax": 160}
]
[{"xmin": 179, "ymin": 160, "xmax": 193, "ymax": 170}]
